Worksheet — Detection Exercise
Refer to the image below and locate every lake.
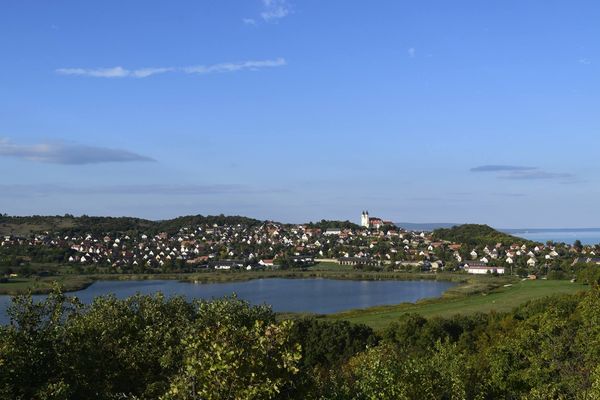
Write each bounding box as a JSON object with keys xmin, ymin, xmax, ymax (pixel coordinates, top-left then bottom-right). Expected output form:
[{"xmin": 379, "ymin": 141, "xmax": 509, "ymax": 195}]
[
  {"xmin": 506, "ymin": 229, "xmax": 600, "ymax": 245},
  {"xmin": 0, "ymin": 278, "xmax": 456, "ymax": 324}
]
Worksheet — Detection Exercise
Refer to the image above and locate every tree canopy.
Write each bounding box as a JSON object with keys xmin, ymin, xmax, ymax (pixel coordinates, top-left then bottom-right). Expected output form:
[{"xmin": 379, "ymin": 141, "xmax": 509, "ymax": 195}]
[{"xmin": 2, "ymin": 287, "xmax": 600, "ymax": 399}]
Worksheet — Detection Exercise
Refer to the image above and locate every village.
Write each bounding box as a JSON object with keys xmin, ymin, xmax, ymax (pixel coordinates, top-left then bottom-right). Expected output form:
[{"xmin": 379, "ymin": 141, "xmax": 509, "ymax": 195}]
[{"xmin": 1, "ymin": 212, "xmax": 599, "ymax": 280}]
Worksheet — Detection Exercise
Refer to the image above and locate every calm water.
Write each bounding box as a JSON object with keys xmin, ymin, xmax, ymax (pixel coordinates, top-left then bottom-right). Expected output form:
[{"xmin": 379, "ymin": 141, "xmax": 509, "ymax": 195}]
[
  {"xmin": 0, "ymin": 278, "xmax": 455, "ymax": 324},
  {"xmin": 508, "ymin": 229, "xmax": 600, "ymax": 245}
]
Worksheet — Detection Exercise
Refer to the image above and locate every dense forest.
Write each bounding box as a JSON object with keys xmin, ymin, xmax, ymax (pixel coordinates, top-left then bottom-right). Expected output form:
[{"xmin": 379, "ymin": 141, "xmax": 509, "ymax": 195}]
[
  {"xmin": 2, "ymin": 286, "xmax": 600, "ymax": 399},
  {"xmin": 432, "ymin": 224, "xmax": 532, "ymax": 246}
]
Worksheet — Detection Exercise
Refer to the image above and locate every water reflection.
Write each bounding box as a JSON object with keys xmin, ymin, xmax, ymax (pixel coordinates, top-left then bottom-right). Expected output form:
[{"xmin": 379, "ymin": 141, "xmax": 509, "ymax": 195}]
[{"xmin": 0, "ymin": 278, "xmax": 456, "ymax": 324}]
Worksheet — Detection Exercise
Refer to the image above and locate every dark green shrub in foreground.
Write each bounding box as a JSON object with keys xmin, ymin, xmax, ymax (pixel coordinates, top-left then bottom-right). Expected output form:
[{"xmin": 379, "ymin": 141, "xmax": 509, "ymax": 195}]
[{"xmin": 2, "ymin": 288, "xmax": 600, "ymax": 399}]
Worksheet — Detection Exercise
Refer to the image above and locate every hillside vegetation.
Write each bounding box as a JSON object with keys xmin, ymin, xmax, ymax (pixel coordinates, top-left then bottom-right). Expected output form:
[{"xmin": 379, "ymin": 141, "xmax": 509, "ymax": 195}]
[
  {"xmin": 305, "ymin": 219, "xmax": 361, "ymax": 230},
  {"xmin": 432, "ymin": 223, "xmax": 532, "ymax": 246},
  {"xmin": 0, "ymin": 214, "xmax": 263, "ymax": 236}
]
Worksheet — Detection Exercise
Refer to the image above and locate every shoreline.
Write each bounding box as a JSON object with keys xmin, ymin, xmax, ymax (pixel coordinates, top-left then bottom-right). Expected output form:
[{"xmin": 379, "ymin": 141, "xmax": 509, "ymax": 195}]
[
  {"xmin": 0, "ymin": 269, "xmax": 510, "ymax": 296},
  {"xmin": 0, "ymin": 272, "xmax": 584, "ymax": 331}
]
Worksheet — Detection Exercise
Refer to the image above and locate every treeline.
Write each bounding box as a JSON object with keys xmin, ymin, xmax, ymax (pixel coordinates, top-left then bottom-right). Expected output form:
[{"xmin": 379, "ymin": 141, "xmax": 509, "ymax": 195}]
[
  {"xmin": 305, "ymin": 220, "xmax": 361, "ymax": 230},
  {"xmin": 2, "ymin": 288, "xmax": 600, "ymax": 399},
  {"xmin": 432, "ymin": 223, "xmax": 532, "ymax": 246},
  {"xmin": 0, "ymin": 214, "xmax": 264, "ymax": 236}
]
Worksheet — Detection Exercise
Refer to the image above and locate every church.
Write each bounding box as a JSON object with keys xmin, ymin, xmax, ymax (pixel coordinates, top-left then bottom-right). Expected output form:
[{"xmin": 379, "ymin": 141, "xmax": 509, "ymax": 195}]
[{"xmin": 360, "ymin": 211, "xmax": 385, "ymax": 229}]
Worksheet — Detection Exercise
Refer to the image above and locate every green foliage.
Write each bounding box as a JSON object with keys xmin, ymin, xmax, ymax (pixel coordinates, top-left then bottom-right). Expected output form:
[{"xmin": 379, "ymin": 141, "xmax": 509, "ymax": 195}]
[
  {"xmin": 162, "ymin": 320, "xmax": 300, "ymax": 400},
  {"xmin": 0, "ymin": 292, "xmax": 289, "ymax": 399},
  {"xmin": 331, "ymin": 342, "xmax": 488, "ymax": 400},
  {"xmin": 3, "ymin": 288, "xmax": 600, "ymax": 399},
  {"xmin": 290, "ymin": 318, "xmax": 378, "ymax": 369},
  {"xmin": 577, "ymin": 265, "xmax": 600, "ymax": 286},
  {"xmin": 433, "ymin": 223, "xmax": 530, "ymax": 246},
  {"xmin": 305, "ymin": 219, "xmax": 360, "ymax": 230}
]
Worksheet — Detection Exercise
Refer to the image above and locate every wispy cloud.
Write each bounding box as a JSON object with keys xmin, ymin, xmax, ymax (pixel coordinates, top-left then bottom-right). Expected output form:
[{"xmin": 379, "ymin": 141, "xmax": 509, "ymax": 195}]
[
  {"xmin": 261, "ymin": 0, "xmax": 291, "ymax": 21},
  {"xmin": 0, "ymin": 184, "xmax": 287, "ymax": 197},
  {"xmin": 0, "ymin": 138, "xmax": 154, "ymax": 165},
  {"xmin": 408, "ymin": 47, "xmax": 416, "ymax": 58},
  {"xmin": 56, "ymin": 58, "xmax": 286, "ymax": 79},
  {"xmin": 470, "ymin": 165, "xmax": 536, "ymax": 172},
  {"xmin": 471, "ymin": 164, "xmax": 575, "ymax": 182},
  {"xmin": 182, "ymin": 58, "xmax": 286, "ymax": 74},
  {"xmin": 500, "ymin": 171, "xmax": 574, "ymax": 181},
  {"xmin": 242, "ymin": 18, "xmax": 257, "ymax": 25}
]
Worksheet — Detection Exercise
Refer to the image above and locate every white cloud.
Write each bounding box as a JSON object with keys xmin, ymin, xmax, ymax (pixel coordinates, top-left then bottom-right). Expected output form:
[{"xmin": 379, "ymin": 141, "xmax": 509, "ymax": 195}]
[
  {"xmin": 57, "ymin": 66, "xmax": 130, "ymax": 78},
  {"xmin": 260, "ymin": 0, "xmax": 291, "ymax": 21},
  {"xmin": 243, "ymin": 18, "xmax": 257, "ymax": 25},
  {"xmin": 56, "ymin": 58, "xmax": 286, "ymax": 79},
  {"xmin": 408, "ymin": 47, "xmax": 416, "ymax": 58},
  {"xmin": 0, "ymin": 138, "xmax": 154, "ymax": 165},
  {"xmin": 183, "ymin": 58, "xmax": 286, "ymax": 74}
]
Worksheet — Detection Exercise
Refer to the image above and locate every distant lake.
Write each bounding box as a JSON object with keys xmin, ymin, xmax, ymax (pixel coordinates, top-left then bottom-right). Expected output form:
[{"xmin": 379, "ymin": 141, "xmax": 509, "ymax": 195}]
[
  {"xmin": 505, "ymin": 229, "xmax": 600, "ymax": 245},
  {"xmin": 0, "ymin": 278, "xmax": 456, "ymax": 324}
]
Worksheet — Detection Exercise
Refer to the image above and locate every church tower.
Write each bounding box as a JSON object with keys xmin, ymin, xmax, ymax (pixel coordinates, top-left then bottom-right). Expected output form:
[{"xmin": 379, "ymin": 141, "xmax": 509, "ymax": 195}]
[{"xmin": 361, "ymin": 211, "xmax": 369, "ymax": 228}]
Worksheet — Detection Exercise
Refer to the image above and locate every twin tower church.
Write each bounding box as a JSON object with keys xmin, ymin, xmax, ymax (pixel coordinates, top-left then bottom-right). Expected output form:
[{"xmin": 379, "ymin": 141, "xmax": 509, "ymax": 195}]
[{"xmin": 360, "ymin": 211, "xmax": 389, "ymax": 229}]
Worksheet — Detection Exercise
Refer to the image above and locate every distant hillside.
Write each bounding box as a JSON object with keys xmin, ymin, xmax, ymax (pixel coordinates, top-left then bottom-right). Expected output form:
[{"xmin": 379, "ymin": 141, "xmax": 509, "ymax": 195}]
[
  {"xmin": 432, "ymin": 224, "xmax": 533, "ymax": 246},
  {"xmin": 155, "ymin": 215, "xmax": 263, "ymax": 234},
  {"xmin": 0, "ymin": 214, "xmax": 263, "ymax": 236},
  {"xmin": 395, "ymin": 222, "xmax": 461, "ymax": 231},
  {"xmin": 305, "ymin": 220, "xmax": 361, "ymax": 230}
]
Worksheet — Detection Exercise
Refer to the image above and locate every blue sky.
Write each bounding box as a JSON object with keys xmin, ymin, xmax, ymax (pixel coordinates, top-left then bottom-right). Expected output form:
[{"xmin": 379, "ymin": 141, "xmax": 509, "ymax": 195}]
[{"xmin": 1, "ymin": 0, "xmax": 599, "ymax": 227}]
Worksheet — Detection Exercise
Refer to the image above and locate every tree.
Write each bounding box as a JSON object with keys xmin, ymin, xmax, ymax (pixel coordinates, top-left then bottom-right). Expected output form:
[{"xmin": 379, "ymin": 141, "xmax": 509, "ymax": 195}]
[{"xmin": 161, "ymin": 320, "xmax": 301, "ymax": 400}]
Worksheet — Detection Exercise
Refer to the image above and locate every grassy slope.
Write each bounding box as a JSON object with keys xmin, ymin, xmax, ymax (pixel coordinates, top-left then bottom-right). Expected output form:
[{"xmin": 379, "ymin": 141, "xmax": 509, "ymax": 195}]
[{"xmin": 327, "ymin": 279, "xmax": 587, "ymax": 330}]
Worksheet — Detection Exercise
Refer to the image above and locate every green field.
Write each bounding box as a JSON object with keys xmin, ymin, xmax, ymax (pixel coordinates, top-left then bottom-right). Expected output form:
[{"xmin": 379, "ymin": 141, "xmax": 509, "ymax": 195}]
[{"xmin": 327, "ymin": 279, "xmax": 588, "ymax": 330}]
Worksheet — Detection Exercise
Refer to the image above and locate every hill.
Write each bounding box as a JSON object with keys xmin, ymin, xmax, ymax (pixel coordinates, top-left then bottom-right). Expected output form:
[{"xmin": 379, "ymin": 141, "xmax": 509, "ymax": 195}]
[
  {"xmin": 0, "ymin": 214, "xmax": 263, "ymax": 236},
  {"xmin": 432, "ymin": 224, "xmax": 533, "ymax": 246},
  {"xmin": 395, "ymin": 222, "xmax": 461, "ymax": 231}
]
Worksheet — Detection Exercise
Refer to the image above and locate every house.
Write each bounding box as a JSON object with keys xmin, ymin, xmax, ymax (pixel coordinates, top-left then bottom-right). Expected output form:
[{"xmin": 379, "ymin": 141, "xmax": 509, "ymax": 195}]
[
  {"xmin": 324, "ymin": 228, "xmax": 342, "ymax": 236},
  {"xmin": 259, "ymin": 259, "xmax": 275, "ymax": 267},
  {"xmin": 430, "ymin": 261, "xmax": 444, "ymax": 271},
  {"xmin": 291, "ymin": 255, "xmax": 315, "ymax": 265},
  {"xmin": 208, "ymin": 260, "xmax": 244, "ymax": 270},
  {"xmin": 338, "ymin": 257, "xmax": 380, "ymax": 267},
  {"xmin": 464, "ymin": 262, "xmax": 505, "ymax": 275}
]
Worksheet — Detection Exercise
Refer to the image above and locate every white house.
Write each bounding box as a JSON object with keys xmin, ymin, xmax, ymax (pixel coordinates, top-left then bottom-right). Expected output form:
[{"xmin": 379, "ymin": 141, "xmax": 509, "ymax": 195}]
[
  {"xmin": 258, "ymin": 259, "xmax": 275, "ymax": 267},
  {"xmin": 464, "ymin": 262, "xmax": 505, "ymax": 274}
]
